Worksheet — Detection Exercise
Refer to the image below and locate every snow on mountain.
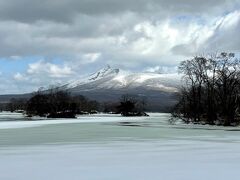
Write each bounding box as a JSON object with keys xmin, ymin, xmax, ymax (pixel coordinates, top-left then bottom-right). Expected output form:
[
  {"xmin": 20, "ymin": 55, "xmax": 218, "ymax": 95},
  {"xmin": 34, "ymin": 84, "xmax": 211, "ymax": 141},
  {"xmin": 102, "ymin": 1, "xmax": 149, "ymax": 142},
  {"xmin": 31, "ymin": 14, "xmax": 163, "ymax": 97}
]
[
  {"xmin": 63, "ymin": 65, "xmax": 181, "ymax": 93},
  {"xmin": 63, "ymin": 65, "xmax": 118, "ymax": 89},
  {"xmin": 111, "ymin": 72, "xmax": 180, "ymax": 92}
]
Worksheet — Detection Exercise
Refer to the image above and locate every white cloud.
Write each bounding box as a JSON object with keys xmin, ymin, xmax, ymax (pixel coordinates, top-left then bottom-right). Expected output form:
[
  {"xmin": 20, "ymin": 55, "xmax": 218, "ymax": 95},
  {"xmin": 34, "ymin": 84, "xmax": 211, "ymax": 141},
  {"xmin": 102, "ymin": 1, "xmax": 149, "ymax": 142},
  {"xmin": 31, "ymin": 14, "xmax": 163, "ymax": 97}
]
[
  {"xmin": 13, "ymin": 73, "xmax": 28, "ymax": 81},
  {"xmin": 27, "ymin": 60, "xmax": 74, "ymax": 78},
  {"xmin": 144, "ymin": 66, "xmax": 178, "ymax": 74},
  {"xmin": 82, "ymin": 53, "xmax": 101, "ymax": 63},
  {"xmin": 202, "ymin": 10, "xmax": 240, "ymax": 52},
  {"xmin": 3, "ymin": 61, "xmax": 76, "ymax": 93}
]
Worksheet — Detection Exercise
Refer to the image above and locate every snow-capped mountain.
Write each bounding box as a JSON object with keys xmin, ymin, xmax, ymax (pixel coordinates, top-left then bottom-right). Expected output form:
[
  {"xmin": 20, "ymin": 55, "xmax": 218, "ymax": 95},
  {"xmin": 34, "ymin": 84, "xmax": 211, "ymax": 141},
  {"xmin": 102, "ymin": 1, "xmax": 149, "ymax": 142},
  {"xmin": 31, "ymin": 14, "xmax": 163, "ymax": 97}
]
[
  {"xmin": 63, "ymin": 65, "xmax": 180, "ymax": 93},
  {"xmin": 59, "ymin": 65, "xmax": 181, "ymax": 111},
  {"xmin": 0, "ymin": 65, "xmax": 181, "ymax": 112}
]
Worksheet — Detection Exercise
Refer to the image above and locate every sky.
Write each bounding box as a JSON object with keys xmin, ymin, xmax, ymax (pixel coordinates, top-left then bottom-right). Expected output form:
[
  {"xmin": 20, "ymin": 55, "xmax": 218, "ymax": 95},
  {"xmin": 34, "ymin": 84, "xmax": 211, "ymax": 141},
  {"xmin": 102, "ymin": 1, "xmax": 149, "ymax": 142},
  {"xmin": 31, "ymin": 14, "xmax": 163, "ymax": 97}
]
[{"xmin": 0, "ymin": 0, "xmax": 240, "ymax": 94}]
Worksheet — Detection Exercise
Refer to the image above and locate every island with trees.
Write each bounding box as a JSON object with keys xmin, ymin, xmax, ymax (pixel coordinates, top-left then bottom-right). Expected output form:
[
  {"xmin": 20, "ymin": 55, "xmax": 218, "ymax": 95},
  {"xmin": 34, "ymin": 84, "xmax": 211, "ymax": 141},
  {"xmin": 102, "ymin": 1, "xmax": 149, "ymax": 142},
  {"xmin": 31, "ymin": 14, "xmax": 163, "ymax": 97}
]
[
  {"xmin": 172, "ymin": 52, "xmax": 240, "ymax": 126},
  {"xmin": 116, "ymin": 94, "xmax": 148, "ymax": 116}
]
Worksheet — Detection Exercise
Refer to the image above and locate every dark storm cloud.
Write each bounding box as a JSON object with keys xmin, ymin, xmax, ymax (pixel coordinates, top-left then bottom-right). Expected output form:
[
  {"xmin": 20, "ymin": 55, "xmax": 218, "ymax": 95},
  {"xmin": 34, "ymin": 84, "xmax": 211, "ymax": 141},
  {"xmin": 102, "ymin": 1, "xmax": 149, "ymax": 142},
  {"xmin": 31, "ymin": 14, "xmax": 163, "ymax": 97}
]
[{"xmin": 0, "ymin": 0, "xmax": 238, "ymax": 23}]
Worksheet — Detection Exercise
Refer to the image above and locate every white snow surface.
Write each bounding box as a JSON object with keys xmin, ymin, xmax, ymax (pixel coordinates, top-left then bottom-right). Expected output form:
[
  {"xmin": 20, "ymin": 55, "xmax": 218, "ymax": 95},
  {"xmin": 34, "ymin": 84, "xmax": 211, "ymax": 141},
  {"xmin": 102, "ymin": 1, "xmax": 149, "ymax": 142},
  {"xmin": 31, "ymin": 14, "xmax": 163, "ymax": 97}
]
[
  {"xmin": 1, "ymin": 112, "xmax": 240, "ymax": 180},
  {"xmin": 1, "ymin": 140, "xmax": 240, "ymax": 180},
  {"xmin": 0, "ymin": 113, "xmax": 146, "ymax": 129}
]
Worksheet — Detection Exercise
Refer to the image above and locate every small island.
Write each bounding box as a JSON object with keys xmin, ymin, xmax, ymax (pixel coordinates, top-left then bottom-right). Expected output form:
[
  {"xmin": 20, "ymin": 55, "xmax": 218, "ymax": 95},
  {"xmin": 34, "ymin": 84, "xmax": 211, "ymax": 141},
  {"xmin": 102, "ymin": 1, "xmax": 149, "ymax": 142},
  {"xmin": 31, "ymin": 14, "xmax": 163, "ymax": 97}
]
[{"xmin": 25, "ymin": 89, "xmax": 100, "ymax": 118}]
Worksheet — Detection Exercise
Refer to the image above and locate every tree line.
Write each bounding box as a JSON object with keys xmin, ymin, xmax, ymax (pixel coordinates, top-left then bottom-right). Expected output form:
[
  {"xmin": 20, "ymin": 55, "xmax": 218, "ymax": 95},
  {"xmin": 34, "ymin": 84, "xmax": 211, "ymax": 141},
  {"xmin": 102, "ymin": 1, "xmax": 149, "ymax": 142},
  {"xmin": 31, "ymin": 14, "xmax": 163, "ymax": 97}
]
[
  {"xmin": 3, "ymin": 90, "xmax": 148, "ymax": 118},
  {"xmin": 173, "ymin": 52, "xmax": 240, "ymax": 126},
  {"xmin": 4, "ymin": 90, "xmax": 99, "ymax": 118},
  {"xmin": 27, "ymin": 90, "xmax": 100, "ymax": 118}
]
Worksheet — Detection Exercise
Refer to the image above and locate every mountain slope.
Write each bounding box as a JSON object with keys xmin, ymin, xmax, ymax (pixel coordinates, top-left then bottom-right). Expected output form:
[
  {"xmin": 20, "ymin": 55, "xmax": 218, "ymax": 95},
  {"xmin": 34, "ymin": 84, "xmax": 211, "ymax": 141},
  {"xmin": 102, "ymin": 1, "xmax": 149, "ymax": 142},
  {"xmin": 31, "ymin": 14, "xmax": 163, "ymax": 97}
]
[
  {"xmin": 63, "ymin": 65, "xmax": 180, "ymax": 92},
  {"xmin": 62, "ymin": 66, "xmax": 181, "ymax": 111}
]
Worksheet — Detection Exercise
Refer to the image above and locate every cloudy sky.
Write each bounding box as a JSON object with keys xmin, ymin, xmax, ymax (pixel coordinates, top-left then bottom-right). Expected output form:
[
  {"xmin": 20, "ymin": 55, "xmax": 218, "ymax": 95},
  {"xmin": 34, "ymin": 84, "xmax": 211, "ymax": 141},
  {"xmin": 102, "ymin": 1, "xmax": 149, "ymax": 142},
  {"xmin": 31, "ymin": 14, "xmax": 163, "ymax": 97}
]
[{"xmin": 0, "ymin": 0, "xmax": 239, "ymax": 94}]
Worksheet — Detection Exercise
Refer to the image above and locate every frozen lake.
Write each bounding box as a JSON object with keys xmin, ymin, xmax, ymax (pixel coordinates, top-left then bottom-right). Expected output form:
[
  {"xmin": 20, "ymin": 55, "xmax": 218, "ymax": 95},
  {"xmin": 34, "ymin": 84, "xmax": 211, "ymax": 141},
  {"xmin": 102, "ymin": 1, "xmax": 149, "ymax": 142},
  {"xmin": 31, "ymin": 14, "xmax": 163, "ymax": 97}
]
[{"xmin": 0, "ymin": 112, "xmax": 240, "ymax": 180}]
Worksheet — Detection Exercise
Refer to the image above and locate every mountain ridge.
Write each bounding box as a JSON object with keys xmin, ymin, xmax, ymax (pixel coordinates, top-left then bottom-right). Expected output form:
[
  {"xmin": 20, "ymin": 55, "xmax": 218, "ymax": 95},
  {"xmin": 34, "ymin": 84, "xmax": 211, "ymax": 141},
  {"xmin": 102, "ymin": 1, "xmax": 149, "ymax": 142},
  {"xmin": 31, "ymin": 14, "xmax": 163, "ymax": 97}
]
[{"xmin": 62, "ymin": 65, "xmax": 180, "ymax": 92}]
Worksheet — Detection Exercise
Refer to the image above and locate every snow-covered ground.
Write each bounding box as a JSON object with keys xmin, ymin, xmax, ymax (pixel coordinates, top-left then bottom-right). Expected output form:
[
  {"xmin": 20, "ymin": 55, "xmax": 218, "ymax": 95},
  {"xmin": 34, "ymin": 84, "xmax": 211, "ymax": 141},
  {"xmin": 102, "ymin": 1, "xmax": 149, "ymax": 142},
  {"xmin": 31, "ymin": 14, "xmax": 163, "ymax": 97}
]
[
  {"xmin": 0, "ymin": 113, "xmax": 146, "ymax": 129},
  {"xmin": 0, "ymin": 112, "xmax": 240, "ymax": 180}
]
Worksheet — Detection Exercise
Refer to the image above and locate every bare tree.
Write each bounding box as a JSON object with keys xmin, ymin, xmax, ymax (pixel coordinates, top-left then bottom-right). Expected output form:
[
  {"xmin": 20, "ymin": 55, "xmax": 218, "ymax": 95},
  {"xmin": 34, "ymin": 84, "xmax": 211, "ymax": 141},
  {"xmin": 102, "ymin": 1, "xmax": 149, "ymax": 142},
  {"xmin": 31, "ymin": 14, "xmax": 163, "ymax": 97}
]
[{"xmin": 173, "ymin": 52, "xmax": 240, "ymax": 126}]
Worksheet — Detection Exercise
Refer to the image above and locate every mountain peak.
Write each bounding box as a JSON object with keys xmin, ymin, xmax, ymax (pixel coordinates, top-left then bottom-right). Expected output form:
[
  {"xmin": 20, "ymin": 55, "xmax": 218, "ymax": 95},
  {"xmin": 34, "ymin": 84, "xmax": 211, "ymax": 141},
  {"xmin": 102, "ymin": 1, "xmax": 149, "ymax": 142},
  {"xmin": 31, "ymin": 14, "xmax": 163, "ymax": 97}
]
[
  {"xmin": 63, "ymin": 65, "xmax": 120, "ymax": 89},
  {"xmin": 88, "ymin": 65, "xmax": 119, "ymax": 81}
]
